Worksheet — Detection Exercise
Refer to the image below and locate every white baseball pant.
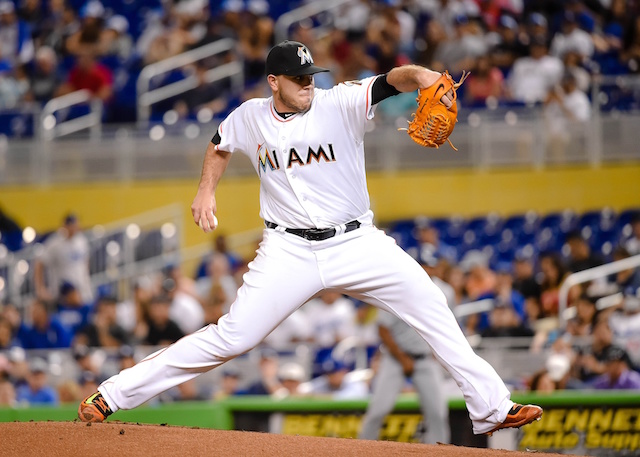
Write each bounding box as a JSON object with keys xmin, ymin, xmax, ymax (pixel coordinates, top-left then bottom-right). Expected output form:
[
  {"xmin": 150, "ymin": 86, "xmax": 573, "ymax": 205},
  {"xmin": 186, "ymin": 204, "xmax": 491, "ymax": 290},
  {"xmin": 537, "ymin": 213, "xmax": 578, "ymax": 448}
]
[{"xmin": 99, "ymin": 225, "xmax": 512, "ymax": 434}]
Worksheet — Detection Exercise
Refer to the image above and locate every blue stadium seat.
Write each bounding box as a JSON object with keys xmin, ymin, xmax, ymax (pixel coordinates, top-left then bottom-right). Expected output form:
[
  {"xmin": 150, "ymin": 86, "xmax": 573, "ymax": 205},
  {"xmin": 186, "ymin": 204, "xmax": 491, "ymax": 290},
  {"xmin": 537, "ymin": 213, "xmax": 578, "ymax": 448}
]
[
  {"xmin": 535, "ymin": 210, "xmax": 578, "ymax": 253},
  {"xmin": 539, "ymin": 209, "xmax": 578, "ymax": 234},
  {"xmin": 535, "ymin": 226, "xmax": 566, "ymax": 253},
  {"xmin": 0, "ymin": 230, "xmax": 23, "ymax": 252},
  {"xmin": 617, "ymin": 208, "xmax": 640, "ymax": 238},
  {"xmin": 502, "ymin": 211, "xmax": 539, "ymax": 247},
  {"xmin": 429, "ymin": 217, "xmax": 451, "ymax": 238},
  {"xmin": 492, "ymin": 240, "xmax": 517, "ymax": 266},
  {"xmin": 579, "ymin": 208, "xmax": 617, "ymax": 232},
  {"xmin": 457, "ymin": 229, "xmax": 480, "ymax": 259},
  {"xmin": 469, "ymin": 213, "xmax": 504, "ymax": 248},
  {"xmin": 0, "ymin": 111, "xmax": 35, "ymax": 137},
  {"xmin": 439, "ymin": 216, "xmax": 467, "ymax": 249},
  {"xmin": 388, "ymin": 219, "xmax": 418, "ymax": 251},
  {"xmin": 593, "ymin": 228, "xmax": 620, "ymax": 258}
]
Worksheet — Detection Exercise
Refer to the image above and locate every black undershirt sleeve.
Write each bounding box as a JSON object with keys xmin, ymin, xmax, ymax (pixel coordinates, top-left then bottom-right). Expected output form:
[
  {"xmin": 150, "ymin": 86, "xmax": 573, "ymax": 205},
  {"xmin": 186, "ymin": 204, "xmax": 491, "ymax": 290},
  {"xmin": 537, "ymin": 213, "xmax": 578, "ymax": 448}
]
[
  {"xmin": 371, "ymin": 74, "xmax": 401, "ymax": 105},
  {"xmin": 211, "ymin": 131, "xmax": 221, "ymax": 145}
]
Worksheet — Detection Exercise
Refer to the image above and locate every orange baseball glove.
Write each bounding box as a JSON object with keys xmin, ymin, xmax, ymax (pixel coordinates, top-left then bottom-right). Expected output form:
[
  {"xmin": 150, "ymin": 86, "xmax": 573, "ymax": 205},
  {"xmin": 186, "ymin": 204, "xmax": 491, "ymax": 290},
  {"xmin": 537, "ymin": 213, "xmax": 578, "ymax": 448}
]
[{"xmin": 400, "ymin": 71, "xmax": 469, "ymax": 151}]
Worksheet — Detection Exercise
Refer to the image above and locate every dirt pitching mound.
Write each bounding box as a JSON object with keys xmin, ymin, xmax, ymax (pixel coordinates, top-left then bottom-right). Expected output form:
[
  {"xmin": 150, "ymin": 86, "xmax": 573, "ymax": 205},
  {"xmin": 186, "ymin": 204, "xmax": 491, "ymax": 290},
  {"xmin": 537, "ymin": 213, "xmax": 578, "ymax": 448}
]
[{"xmin": 1, "ymin": 421, "xmax": 572, "ymax": 457}]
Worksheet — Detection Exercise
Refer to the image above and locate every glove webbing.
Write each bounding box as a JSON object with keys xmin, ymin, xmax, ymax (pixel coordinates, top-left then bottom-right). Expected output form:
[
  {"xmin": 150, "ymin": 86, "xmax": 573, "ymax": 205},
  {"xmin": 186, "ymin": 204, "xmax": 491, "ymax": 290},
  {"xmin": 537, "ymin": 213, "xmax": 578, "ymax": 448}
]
[{"xmin": 416, "ymin": 113, "xmax": 455, "ymax": 150}]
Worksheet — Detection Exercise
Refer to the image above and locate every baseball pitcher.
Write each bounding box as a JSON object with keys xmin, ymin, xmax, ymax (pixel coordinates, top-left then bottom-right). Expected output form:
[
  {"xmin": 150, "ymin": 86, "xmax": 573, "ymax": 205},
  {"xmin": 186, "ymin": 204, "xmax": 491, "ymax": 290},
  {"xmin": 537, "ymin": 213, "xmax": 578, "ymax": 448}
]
[{"xmin": 79, "ymin": 40, "xmax": 542, "ymax": 436}]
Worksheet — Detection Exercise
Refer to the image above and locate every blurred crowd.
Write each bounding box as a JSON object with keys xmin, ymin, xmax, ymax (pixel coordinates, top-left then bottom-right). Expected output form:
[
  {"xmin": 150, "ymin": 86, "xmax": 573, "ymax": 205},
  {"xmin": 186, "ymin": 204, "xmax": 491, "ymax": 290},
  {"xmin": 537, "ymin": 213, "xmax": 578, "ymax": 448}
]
[
  {"xmin": 0, "ymin": 205, "xmax": 639, "ymax": 410},
  {"xmin": 1, "ymin": 0, "xmax": 640, "ymax": 133}
]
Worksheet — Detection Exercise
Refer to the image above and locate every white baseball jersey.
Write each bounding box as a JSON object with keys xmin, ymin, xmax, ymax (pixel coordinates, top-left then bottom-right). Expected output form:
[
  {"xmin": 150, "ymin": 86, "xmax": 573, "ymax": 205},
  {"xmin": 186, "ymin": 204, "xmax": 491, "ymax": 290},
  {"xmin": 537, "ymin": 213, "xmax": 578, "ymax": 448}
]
[
  {"xmin": 214, "ymin": 77, "xmax": 378, "ymax": 229},
  {"xmin": 38, "ymin": 230, "xmax": 93, "ymax": 303}
]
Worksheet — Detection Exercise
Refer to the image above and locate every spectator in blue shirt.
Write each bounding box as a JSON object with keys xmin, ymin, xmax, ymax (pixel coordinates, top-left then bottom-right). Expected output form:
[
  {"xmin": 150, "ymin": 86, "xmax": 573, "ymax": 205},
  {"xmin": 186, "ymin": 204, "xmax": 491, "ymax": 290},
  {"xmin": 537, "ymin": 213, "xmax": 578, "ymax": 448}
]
[
  {"xmin": 236, "ymin": 347, "xmax": 282, "ymax": 396},
  {"xmin": 55, "ymin": 281, "xmax": 92, "ymax": 336},
  {"xmin": 17, "ymin": 299, "xmax": 72, "ymax": 349},
  {"xmin": 0, "ymin": 0, "xmax": 34, "ymax": 66},
  {"xmin": 15, "ymin": 358, "xmax": 59, "ymax": 405}
]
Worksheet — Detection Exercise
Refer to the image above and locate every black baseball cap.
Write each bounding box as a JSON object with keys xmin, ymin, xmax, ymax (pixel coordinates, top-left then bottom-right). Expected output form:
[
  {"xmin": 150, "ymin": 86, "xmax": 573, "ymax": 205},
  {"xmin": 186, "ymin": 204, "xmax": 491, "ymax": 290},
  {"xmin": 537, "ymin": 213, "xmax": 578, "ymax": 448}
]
[{"xmin": 265, "ymin": 41, "xmax": 329, "ymax": 77}]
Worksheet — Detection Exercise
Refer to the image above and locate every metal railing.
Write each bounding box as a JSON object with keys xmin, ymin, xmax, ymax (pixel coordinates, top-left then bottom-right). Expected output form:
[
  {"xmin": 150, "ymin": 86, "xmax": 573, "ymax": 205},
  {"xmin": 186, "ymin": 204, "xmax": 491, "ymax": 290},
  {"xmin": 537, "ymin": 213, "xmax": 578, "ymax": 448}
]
[
  {"xmin": 38, "ymin": 90, "xmax": 102, "ymax": 141},
  {"xmin": 274, "ymin": 0, "xmax": 353, "ymax": 43},
  {"xmin": 452, "ymin": 299, "xmax": 495, "ymax": 320},
  {"xmin": 0, "ymin": 204, "xmax": 264, "ymax": 308},
  {"xmin": 4, "ymin": 109, "xmax": 638, "ymax": 185},
  {"xmin": 558, "ymin": 254, "xmax": 640, "ymax": 326},
  {"xmin": 136, "ymin": 38, "xmax": 244, "ymax": 125},
  {"xmin": 0, "ymin": 204, "xmax": 183, "ymax": 306}
]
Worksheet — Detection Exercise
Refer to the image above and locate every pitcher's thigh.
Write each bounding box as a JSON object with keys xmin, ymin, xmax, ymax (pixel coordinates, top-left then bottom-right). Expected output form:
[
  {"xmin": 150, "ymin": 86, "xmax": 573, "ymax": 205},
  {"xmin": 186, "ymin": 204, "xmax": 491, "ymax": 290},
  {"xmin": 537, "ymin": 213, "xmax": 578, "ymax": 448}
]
[
  {"xmin": 338, "ymin": 231, "xmax": 450, "ymax": 315},
  {"xmin": 216, "ymin": 232, "xmax": 324, "ymax": 355}
]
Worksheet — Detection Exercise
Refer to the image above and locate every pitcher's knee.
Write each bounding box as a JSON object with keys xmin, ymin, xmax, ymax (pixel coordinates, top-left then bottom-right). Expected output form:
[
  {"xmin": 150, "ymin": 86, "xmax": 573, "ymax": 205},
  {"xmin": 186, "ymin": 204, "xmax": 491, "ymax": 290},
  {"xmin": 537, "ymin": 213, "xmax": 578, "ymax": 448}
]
[{"xmin": 212, "ymin": 331, "xmax": 264, "ymax": 359}]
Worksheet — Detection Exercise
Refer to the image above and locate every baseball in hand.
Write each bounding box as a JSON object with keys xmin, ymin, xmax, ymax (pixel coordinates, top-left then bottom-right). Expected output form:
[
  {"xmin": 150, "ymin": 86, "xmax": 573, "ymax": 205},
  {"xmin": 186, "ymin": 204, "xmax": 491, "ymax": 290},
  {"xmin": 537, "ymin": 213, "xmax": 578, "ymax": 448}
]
[{"xmin": 199, "ymin": 213, "xmax": 218, "ymax": 231}]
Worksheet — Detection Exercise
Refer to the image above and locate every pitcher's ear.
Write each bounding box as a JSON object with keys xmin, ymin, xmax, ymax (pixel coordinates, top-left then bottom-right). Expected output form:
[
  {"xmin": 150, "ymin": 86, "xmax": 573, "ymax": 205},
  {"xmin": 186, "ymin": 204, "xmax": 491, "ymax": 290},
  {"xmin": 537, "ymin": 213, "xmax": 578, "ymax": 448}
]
[{"xmin": 267, "ymin": 74, "xmax": 278, "ymax": 91}]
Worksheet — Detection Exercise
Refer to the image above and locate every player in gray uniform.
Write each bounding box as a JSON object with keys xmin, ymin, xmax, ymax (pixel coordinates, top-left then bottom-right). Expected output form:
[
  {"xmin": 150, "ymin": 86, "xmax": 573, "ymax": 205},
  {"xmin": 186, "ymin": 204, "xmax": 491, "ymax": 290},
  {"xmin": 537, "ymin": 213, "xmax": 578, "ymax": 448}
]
[
  {"xmin": 359, "ymin": 310, "xmax": 450, "ymax": 444},
  {"xmin": 78, "ymin": 40, "xmax": 542, "ymax": 436}
]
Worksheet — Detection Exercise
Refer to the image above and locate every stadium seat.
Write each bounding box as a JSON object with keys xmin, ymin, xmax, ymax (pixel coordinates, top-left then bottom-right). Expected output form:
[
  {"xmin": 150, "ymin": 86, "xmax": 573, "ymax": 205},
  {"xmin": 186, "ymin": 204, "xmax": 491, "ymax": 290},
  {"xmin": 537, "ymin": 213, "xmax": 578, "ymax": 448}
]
[
  {"xmin": 429, "ymin": 217, "xmax": 452, "ymax": 238},
  {"xmin": 440, "ymin": 216, "xmax": 467, "ymax": 249},
  {"xmin": 535, "ymin": 210, "xmax": 578, "ymax": 253},
  {"xmin": 0, "ymin": 230, "xmax": 23, "ymax": 252},
  {"xmin": 579, "ymin": 207, "xmax": 616, "ymax": 233},
  {"xmin": 469, "ymin": 213, "xmax": 504, "ymax": 248},
  {"xmin": 502, "ymin": 211, "xmax": 539, "ymax": 247},
  {"xmin": 387, "ymin": 219, "xmax": 419, "ymax": 252},
  {"xmin": 538, "ymin": 209, "xmax": 578, "ymax": 234},
  {"xmin": 135, "ymin": 229, "xmax": 164, "ymax": 262},
  {"xmin": 617, "ymin": 208, "xmax": 640, "ymax": 238},
  {"xmin": 458, "ymin": 229, "xmax": 480, "ymax": 259},
  {"xmin": 593, "ymin": 228, "xmax": 620, "ymax": 258}
]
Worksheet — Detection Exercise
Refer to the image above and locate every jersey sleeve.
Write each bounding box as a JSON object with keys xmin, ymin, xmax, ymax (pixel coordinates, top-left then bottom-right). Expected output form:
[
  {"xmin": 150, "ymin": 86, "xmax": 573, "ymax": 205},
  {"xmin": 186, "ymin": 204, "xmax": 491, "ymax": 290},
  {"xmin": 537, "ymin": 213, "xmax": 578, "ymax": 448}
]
[
  {"xmin": 212, "ymin": 104, "xmax": 249, "ymax": 155},
  {"xmin": 329, "ymin": 75, "xmax": 380, "ymax": 141}
]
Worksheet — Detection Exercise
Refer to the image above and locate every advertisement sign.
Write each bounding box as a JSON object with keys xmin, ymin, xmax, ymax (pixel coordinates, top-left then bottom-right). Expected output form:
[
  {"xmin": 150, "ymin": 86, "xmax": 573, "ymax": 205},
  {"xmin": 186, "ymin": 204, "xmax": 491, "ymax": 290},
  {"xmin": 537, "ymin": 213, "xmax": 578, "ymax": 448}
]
[
  {"xmin": 277, "ymin": 413, "xmax": 422, "ymax": 441},
  {"xmin": 233, "ymin": 409, "xmax": 486, "ymax": 448},
  {"xmin": 518, "ymin": 407, "xmax": 640, "ymax": 456}
]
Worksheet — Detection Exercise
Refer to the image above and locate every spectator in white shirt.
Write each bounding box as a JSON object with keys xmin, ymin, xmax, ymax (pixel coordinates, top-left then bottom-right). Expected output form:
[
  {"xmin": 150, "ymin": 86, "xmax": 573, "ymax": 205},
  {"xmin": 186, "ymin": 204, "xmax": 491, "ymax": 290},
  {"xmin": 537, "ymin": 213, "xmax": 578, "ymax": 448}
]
[
  {"xmin": 303, "ymin": 291, "xmax": 357, "ymax": 349},
  {"xmin": 543, "ymin": 71, "xmax": 591, "ymax": 157},
  {"xmin": 34, "ymin": 214, "xmax": 94, "ymax": 305},
  {"xmin": 163, "ymin": 277, "xmax": 205, "ymax": 335},
  {"xmin": 298, "ymin": 357, "xmax": 369, "ymax": 399},
  {"xmin": 508, "ymin": 34, "xmax": 564, "ymax": 104},
  {"xmin": 550, "ymin": 11, "xmax": 594, "ymax": 62},
  {"xmin": 263, "ymin": 308, "xmax": 312, "ymax": 350}
]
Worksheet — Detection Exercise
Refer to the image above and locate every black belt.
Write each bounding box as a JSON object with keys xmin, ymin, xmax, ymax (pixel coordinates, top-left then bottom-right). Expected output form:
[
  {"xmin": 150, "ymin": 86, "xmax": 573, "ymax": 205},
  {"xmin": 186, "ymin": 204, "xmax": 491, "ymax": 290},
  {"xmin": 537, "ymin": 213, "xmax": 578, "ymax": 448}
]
[{"xmin": 265, "ymin": 220, "xmax": 361, "ymax": 241}]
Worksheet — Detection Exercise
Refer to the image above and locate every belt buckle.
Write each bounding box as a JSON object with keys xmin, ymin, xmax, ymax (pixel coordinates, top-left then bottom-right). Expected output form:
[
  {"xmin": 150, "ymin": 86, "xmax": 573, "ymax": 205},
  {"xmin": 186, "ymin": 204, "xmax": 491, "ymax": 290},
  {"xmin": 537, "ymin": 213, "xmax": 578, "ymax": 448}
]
[{"xmin": 304, "ymin": 228, "xmax": 334, "ymax": 241}]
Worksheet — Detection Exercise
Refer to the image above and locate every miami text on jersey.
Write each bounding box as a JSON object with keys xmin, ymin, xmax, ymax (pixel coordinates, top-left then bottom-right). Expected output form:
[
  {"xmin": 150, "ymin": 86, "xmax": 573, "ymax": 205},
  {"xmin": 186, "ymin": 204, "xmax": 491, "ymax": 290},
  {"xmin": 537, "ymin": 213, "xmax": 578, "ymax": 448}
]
[
  {"xmin": 257, "ymin": 143, "xmax": 337, "ymax": 175},
  {"xmin": 287, "ymin": 144, "xmax": 336, "ymax": 168}
]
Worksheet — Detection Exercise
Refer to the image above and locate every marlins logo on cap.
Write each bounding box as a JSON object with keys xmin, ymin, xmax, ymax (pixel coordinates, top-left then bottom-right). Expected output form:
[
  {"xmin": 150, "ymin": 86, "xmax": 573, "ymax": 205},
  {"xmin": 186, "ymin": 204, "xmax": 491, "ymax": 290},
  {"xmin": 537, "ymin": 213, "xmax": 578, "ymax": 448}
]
[
  {"xmin": 297, "ymin": 46, "xmax": 313, "ymax": 65},
  {"xmin": 265, "ymin": 41, "xmax": 330, "ymax": 77}
]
